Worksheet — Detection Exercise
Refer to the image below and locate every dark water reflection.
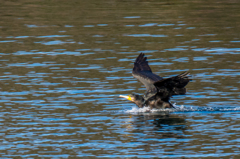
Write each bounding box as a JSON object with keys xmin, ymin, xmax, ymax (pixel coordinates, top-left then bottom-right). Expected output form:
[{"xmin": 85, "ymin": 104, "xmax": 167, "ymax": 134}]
[{"xmin": 0, "ymin": 0, "xmax": 240, "ymax": 158}]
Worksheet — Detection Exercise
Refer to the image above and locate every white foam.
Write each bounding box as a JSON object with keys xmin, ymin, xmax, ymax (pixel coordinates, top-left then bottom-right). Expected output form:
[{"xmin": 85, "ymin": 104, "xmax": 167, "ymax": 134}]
[
  {"xmin": 124, "ymin": 106, "xmax": 176, "ymax": 114},
  {"xmin": 125, "ymin": 106, "xmax": 150, "ymax": 113}
]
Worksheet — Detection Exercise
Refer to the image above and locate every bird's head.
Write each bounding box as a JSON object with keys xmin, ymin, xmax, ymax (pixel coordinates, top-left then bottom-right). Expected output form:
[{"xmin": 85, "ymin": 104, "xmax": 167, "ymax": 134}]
[{"xmin": 119, "ymin": 93, "xmax": 145, "ymax": 108}]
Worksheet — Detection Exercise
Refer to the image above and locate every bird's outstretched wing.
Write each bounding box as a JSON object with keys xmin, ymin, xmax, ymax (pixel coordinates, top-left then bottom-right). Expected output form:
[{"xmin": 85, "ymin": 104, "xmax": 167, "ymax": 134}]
[
  {"xmin": 133, "ymin": 53, "xmax": 152, "ymax": 72},
  {"xmin": 153, "ymin": 72, "xmax": 191, "ymax": 99},
  {"xmin": 132, "ymin": 53, "xmax": 163, "ymax": 93}
]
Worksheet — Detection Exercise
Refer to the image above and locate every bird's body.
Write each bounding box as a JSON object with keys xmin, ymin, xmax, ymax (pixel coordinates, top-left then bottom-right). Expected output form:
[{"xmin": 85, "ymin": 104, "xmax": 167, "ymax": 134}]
[{"xmin": 119, "ymin": 53, "xmax": 190, "ymax": 109}]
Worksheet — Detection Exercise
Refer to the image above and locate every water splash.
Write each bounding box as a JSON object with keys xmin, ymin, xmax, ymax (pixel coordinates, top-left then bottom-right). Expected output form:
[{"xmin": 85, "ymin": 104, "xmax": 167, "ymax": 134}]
[{"xmin": 123, "ymin": 104, "xmax": 240, "ymax": 114}]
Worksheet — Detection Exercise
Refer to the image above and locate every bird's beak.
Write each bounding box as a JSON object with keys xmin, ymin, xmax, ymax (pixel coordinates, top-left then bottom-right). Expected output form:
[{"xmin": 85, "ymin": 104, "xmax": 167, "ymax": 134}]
[{"xmin": 119, "ymin": 95, "xmax": 132, "ymax": 101}]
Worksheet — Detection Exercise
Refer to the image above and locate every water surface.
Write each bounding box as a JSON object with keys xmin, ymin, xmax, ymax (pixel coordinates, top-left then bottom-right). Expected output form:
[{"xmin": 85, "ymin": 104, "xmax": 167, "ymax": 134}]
[{"xmin": 0, "ymin": 0, "xmax": 240, "ymax": 158}]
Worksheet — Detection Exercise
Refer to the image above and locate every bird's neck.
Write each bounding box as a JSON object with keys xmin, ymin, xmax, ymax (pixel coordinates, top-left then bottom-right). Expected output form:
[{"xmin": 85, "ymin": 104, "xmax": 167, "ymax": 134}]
[{"xmin": 135, "ymin": 97, "xmax": 145, "ymax": 108}]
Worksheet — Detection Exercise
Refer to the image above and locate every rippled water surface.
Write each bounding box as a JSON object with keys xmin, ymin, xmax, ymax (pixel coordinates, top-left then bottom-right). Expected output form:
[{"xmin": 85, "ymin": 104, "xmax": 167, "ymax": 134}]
[{"xmin": 0, "ymin": 0, "xmax": 240, "ymax": 158}]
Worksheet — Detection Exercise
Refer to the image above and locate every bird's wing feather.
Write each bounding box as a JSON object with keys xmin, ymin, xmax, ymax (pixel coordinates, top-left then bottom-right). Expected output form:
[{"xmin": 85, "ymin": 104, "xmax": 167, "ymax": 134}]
[
  {"xmin": 133, "ymin": 53, "xmax": 152, "ymax": 72},
  {"xmin": 154, "ymin": 72, "xmax": 191, "ymax": 99},
  {"xmin": 132, "ymin": 53, "xmax": 163, "ymax": 92}
]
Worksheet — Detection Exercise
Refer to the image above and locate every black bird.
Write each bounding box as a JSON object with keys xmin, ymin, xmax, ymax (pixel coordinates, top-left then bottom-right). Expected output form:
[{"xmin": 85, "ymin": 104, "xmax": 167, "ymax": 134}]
[{"xmin": 119, "ymin": 53, "xmax": 190, "ymax": 109}]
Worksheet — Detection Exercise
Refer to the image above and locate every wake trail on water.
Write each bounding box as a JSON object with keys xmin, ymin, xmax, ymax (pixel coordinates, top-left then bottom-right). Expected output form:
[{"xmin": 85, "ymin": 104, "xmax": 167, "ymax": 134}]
[{"xmin": 123, "ymin": 104, "xmax": 240, "ymax": 114}]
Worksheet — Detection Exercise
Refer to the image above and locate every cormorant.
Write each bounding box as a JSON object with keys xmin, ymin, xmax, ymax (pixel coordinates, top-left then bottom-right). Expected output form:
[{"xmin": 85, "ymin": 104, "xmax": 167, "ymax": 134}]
[{"xmin": 119, "ymin": 53, "xmax": 190, "ymax": 109}]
